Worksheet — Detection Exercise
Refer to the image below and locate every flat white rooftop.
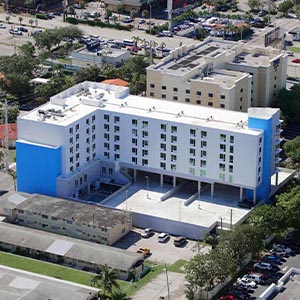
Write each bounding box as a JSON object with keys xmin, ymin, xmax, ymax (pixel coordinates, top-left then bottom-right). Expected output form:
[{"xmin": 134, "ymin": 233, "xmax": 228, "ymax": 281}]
[{"xmin": 20, "ymin": 81, "xmax": 268, "ymax": 135}]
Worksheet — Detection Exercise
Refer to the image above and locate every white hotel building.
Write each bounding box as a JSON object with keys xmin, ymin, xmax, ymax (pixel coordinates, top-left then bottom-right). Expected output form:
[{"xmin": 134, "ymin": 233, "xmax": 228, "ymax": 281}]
[{"xmin": 17, "ymin": 81, "xmax": 282, "ymax": 204}]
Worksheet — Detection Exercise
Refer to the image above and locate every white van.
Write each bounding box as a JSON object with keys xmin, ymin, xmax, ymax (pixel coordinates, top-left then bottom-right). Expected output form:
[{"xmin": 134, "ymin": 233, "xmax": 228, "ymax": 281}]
[
  {"xmin": 123, "ymin": 39, "xmax": 134, "ymax": 46},
  {"xmin": 244, "ymin": 273, "xmax": 265, "ymax": 284}
]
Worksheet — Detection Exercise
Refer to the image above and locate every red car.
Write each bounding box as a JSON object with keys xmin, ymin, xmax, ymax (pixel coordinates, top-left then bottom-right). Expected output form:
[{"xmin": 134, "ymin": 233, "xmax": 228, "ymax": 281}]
[
  {"xmin": 219, "ymin": 295, "xmax": 238, "ymax": 300},
  {"xmin": 127, "ymin": 46, "xmax": 142, "ymax": 52},
  {"xmin": 292, "ymin": 58, "xmax": 300, "ymax": 64}
]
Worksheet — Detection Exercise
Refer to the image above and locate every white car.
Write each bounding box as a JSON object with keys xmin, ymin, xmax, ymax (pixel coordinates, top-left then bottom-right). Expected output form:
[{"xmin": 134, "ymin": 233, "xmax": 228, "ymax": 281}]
[
  {"xmin": 158, "ymin": 232, "xmax": 169, "ymax": 243},
  {"xmin": 273, "ymin": 244, "xmax": 292, "ymax": 254},
  {"xmin": 253, "ymin": 262, "xmax": 272, "ymax": 270},
  {"xmin": 237, "ymin": 277, "xmax": 257, "ymax": 288},
  {"xmin": 0, "ymin": 24, "xmax": 6, "ymax": 29}
]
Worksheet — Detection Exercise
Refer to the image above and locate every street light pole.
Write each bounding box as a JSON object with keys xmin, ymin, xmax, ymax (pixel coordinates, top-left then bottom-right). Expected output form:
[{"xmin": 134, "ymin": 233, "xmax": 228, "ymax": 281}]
[
  {"xmin": 164, "ymin": 262, "xmax": 170, "ymax": 299},
  {"xmin": 148, "ymin": 0, "xmax": 152, "ymax": 35},
  {"xmin": 145, "ymin": 175, "xmax": 149, "ymax": 199}
]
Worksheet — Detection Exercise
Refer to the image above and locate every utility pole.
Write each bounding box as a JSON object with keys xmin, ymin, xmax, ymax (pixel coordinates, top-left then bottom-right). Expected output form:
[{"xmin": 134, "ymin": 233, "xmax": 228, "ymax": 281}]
[
  {"xmin": 164, "ymin": 262, "xmax": 170, "ymax": 299},
  {"xmin": 4, "ymin": 100, "xmax": 9, "ymax": 171}
]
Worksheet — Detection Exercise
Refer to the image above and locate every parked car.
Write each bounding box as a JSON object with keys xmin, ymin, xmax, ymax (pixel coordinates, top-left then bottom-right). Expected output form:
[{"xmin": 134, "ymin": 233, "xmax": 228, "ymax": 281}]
[
  {"xmin": 284, "ymin": 40, "xmax": 293, "ymax": 46},
  {"xmin": 0, "ymin": 23, "xmax": 6, "ymax": 29},
  {"xmin": 263, "ymin": 255, "xmax": 282, "ymax": 264},
  {"xmin": 158, "ymin": 232, "xmax": 169, "ymax": 243},
  {"xmin": 270, "ymin": 248, "xmax": 288, "ymax": 257},
  {"xmin": 253, "ymin": 262, "xmax": 272, "ymax": 271},
  {"xmin": 9, "ymin": 29, "xmax": 22, "ymax": 35},
  {"xmin": 136, "ymin": 247, "xmax": 150, "ymax": 256},
  {"xmin": 123, "ymin": 17, "xmax": 133, "ymax": 23},
  {"xmin": 236, "ymin": 277, "xmax": 257, "ymax": 288},
  {"xmin": 258, "ymin": 10, "xmax": 267, "ymax": 17},
  {"xmin": 139, "ymin": 19, "xmax": 146, "ymax": 24},
  {"xmin": 244, "ymin": 272, "xmax": 265, "ymax": 284},
  {"xmin": 141, "ymin": 228, "xmax": 154, "ymax": 238},
  {"xmin": 273, "ymin": 244, "xmax": 292, "ymax": 254},
  {"xmin": 174, "ymin": 236, "xmax": 187, "ymax": 247},
  {"xmin": 219, "ymin": 294, "xmax": 238, "ymax": 300}
]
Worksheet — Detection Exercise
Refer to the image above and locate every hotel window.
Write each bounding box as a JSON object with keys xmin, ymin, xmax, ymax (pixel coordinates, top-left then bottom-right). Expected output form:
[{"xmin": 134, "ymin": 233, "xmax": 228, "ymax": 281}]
[
  {"xmin": 171, "ymin": 145, "xmax": 177, "ymax": 152},
  {"xmin": 162, "ymin": 94, "xmax": 166, "ymax": 99},
  {"xmin": 132, "ymin": 128, "xmax": 137, "ymax": 136},
  {"xmin": 171, "ymin": 126, "xmax": 177, "ymax": 133},
  {"xmin": 160, "ymin": 153, "xmax": 166, "ymax": 160},
  {"xmin": 114, "ymin": 154, "xmax": 120, "ymax": 160},
  {"xmin": 190, "ymin": 139, "xmax": 196, "ymax": 146},
  {"xmin": 92, "ymin": 134, "xmax": 96, "ymax": 141},
  {"xmin": 230, "ymin": 136, "xmax": 234, "ymax": 143},
  {"xmin": 171, "ymin": 154, "xmax": 177, "ymax": 162},
  {"xmin": 114, "ymin": 116, "xmax": 120, "ymax": 123},
  {"xmin": 219, "ymin": 163, "xmax": 225, "ymax": 171},
  {"xmin": 230, "ymin": 145, "xmax": 234, "ymax": 154},
  {"xmin": 185, "ymin": 98, "xmax": 190, "ymax": 103},
  {"xmin": 150, "ymin": 92, "xmax": 154, "ymax": 97},
  {"xmin": 220, "ymin": 134, "xmax": 226, "ymax": 142},
  {"xmin": 219, "ymin": 173, "xmax": 225, "ymax": 181},
  {"xmin": 70, "ymin": 147, "xmax": 73, "ymax": 154},
  {"xmin": 92, "ymin": 143, "xmax": 96, "ymax": 151},
  {"xmin": 93, "ymin": 153, "xmax": 96, "ymax": 159},
  {"xmin": 114, "ymin": 125, "xmax": 120, "ymax": 133},
  {"xmin": 76, "ymin": 124, "xmax": 79, "ymax": 132},
  {"xmin": 173, "ymin": 96, "xmax": 178, "ymax": 101},
  {"xmin": 104, "ymin": 114, "xmax": 109, "ymax": 121},
  {"xmin": 69, "ymin": 137, "xmax": 73, "ymax": 144},
  {"xmin": 160, "ymin": 162, "xmax": 166, "ymax": 169},
  {"xmin": 132, "ymin": 119, "xmax": 138, "ymax": 126},
  {"xmin": 142, "ymin": 140, "xmax": 148, "ymax": 147},
  {"xmin": 171, "ymin": 136, "xmax": 177, "ymax": 143},
  {"xmin": 132, "ymin": 138, "xmax": 137, "ymax": 145},
  {"xmin": 104, "ymin": 124, "xmax": 109, "ymax": 131},
  {"xmin": 190, "ymin": 148, "xmax": 195, "ymax": 156},
  {"xmin": 76, "ymin": 143, "xmax": 79, "ymax": 151},
  {"xmin": 114, "ymin": 135, "xmax": 120, "ymax": 142},
  {"xmin": 173, "ymin": 87, "xmax": 178, "ymax": 92},
  {"xmin": 196, "ymin": 91, "xmax": 201, "ymax": 96},
  {"xmin": 86, "ymin": 118, "xmax": 90, "ymax": 125},
  {"xmin": 201, "ymin": 140, "xmax": 207, "ymax": 148},
  {"xmin": 76, "ymin": 133, "xmax": 79, "ymax": 141},
  {"xmin": 70, "ymin": 157, "xmax": 73, "ymax": 163},
  {"xmin": 259, "ymin": 137, "xmax": 262, "ymax": 144},
  {"xmin": 132, "ymin": 147, "xmax": 137, "ymax": 154},
  {"xmin": 220, "ymin": 144, "xmax": 226, "ymax": 152},
  {"xmin": 162, "ymin": 85, "xmax": 166, "ymax": 90},
  {"xmin": 142, "ymin": 149, "xmax": 148, "ymax": 156},
  {"xmin": 86, "ymin": 147, "xmax": 90, "ymax": 153},
  {"xmin": 76, "ymin": 162, "xmax": 80, "ymax": 169},
  {"xmin": 220, "ymin": 104, "xmax": 225, "ymax": 108},
  {"xmin": 190, "ymin": 129, "xmax": 196, "ymax": 137},
  {"xmin": 104, "ymin": 133, "xmax": 109, "ymax": 140},
  {"xmin": 200, "ymin": 160, "xmax": 206, "ymax": 168},
  {"xmin": 197, "ymin": 100, "xmax": 201, "ymax": 104},
  {"xmin": 186, "ymin": 89, "xmax": 190, "ymax": 94},
  {"xmin": 171, "ymin": 164, "xmax": 176, "ymax": 171},
  {"xmin": 142, "ymin": 121, "xmax": 148, "ymax": 128},
  {"xmin": 92, "ymin": 115, "xmax": 95, "ymax": 122},
  {"xmin": 132, "ymin": 157, "xmax": 137, "ymax": 164},
  {"xmin": 189, "ymin": 168, "xmax": 195, "ymax": 175},
  {"xmin": 161, "ymin": 124, "xmax": 166, "ymax": 131},
  {"xmin": 208, "ymin": 102, "xmax": 213, "ymax": 106},
  {"xmin": 189, "ymin": 158, "xmax": 195, "ymax": 166},
  {"xmin": 150, "ymin": 83, "xmax": 155, "ymax": 88},
  {"xmin": 201, "ymin": 150, "xmax": 206, "ymax": 158},
  {"xmin": 240, "ymin": 88, "xmax": 243, "ymax": 93},
  {"xmin": 208, "ymin": 93, "xmax": 213, "ymax": 97},
  {"xmin": 220, "ymin": 153, "xmax": 226, "ymax": 161},
  {"xmin": 161, "ymin": 143, "xmax": 166, "ymax": 151},
  {"xmin": 142, "ymin": 159, "xmax": 148, "ymax": 166},
  {"xmin": 161, "ymin": 133, "xmax": 166, "ymax": 141},
  {"xmin": 200, "ymin": 170, "xmax": 206, "ymax": 176},
  {"xmin": 86, "ymin": 137, "xmax": 90, "ymax": 144},
  {"xmin": 104, "ymin": 152, "xmax": 109, "ymax": 159},
  {"xmin": 69, "ymin": 127, "xmax": 73, "ymax": 134},
  {"xmin": 104, "ymin": 142, "xmax": 109, "ymax": 149},
  {"xmin": 87, "ymin": 156, "xmax": 90, "ymax": 162},
  {"xmin": 240, "ymin": 106, "xmax": 242, "ymax": 111},
  {"xmin": 201, "ymin": 131, "xmax": 207, "ymax": 138},
  {"xmin": 229, "ymin": 174, "xmax": 233, "ymax": 182},
  {"xmin": 142, "ymin": 131, "xmax": 148, "ymax": 138},
  {"xmin": 220, "ymin": 95, "xmax": 225, "ymax": 99},
  {"xmin": 76, "ymin": 153, "xmax": 80, "ymax": 160},
  {"xmin": 229, "ymin": 155, "xmax": 234, "ymax": 163},
  {"xmin": 114, "ymin": 145, "xmax": 120, "ymax": 151}
]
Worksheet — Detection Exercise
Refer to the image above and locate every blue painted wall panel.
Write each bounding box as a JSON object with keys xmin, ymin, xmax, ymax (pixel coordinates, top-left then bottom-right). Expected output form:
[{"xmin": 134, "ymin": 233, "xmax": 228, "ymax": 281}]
[
  {"xmin": 247, "ymin": 117, "xmax": 273, "ymax": 202},
  {"xmin": 16, "ymin": 141, "xmax": 62, "ymax": 196}
]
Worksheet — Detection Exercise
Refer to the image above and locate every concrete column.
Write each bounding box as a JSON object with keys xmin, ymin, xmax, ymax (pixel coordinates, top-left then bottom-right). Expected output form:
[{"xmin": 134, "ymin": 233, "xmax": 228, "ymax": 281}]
[
  {"xmin": 253, "ymin": 188, "xmax": 256, "ymax": 205},
  {"xmin": 240, "ymin": 187, "xmax": 243, "ymax": 201},
  {"xmin": 276, "ymin": 172, "xmax": 279, "ymax": 185},
  {"xmin": 211, "ymin": 182, "xmax": 214, "ymax": 198},
  {"xmin": 160, "ymin": 174, "xmax": 164, "ymax": 188},
  {"xmin": 173, "ymin": 176, "xmax": 176, "ymax": 188},
  {"xmin": 133, "ymin": 169, "xmax": 137, "ymax": 182}
]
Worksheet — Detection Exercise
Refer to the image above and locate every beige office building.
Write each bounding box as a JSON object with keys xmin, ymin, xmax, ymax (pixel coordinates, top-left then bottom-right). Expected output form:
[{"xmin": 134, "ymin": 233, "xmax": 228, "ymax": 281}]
[{"xmin": 147, "ymin": 38, "xmax": 287, "ymax": 112}]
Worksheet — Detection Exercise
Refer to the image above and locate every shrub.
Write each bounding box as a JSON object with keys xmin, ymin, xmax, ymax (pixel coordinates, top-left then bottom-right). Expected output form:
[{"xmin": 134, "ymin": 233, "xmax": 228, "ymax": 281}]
[{"xmin": 36, "ymin": 13, "xmax": 47, "ymax": 20}]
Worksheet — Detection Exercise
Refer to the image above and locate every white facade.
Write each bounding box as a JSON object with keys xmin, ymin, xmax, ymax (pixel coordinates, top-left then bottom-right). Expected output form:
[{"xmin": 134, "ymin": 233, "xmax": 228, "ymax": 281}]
[{"xmin": 17, "ymin": 82, "xmax": 280, "ymax": 200}]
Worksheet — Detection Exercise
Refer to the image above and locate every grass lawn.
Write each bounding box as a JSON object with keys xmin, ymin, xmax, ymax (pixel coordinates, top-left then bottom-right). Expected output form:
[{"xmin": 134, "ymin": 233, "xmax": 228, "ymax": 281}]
[
  {"xmin": 287, "ymin": 46, "xmax": 300, "ymax": 53},
  {"xmin": 167, "ymin": 259, "xmax": 187, "ymax": 273}
]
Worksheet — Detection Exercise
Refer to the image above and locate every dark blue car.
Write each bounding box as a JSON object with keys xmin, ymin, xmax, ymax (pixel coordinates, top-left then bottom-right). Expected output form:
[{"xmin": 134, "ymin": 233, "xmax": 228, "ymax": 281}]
[{"xmin": 264, "ymin": 255, "xmax": 282, "ymax": 264}]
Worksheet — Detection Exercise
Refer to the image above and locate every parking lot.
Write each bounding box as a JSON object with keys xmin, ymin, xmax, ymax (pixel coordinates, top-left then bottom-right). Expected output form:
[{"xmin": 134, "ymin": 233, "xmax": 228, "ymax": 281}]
[{"xmin": 113, "ymin": 228, "xmax": 210, "ymax": 265}]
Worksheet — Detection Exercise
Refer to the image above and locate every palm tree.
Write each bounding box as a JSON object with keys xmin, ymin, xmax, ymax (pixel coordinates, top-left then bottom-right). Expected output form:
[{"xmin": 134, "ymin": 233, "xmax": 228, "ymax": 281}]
[
  {"xmin": 7, "ymin": 169, "xmax": 17, "ymax": 191},
  {"xmin": 116, "ymin": 2, "xmax": 124, "ymax": 20},
  {"xmin": 29, "ymin": 19, "xmax": 34, "ymax": 27},
  {"xmin": 5, "ymin": 15, "xmax": 10, "ymax": 24},
  {"xmin": 91, "ymin": 265, "xmax": 120, "ymax": 298},
  {"xmin": 18, "ymin": 16, "xmax": 23, "ymax": 25},
  {"xmin": 142, "ymin": 9, "xmax": 149, "ymax": 20},
  {"xmin": 111, "ymin": 290, "xmax": 129, "ymax": 300},
  {"xmin": 132, "ymin": 36, "xmax": 141, "ymax": 47}
]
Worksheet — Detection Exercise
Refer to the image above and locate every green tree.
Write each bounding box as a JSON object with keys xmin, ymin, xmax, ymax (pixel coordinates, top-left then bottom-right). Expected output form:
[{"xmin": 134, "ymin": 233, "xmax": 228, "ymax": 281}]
[
  {"xmin": 195, "ymin": 28, "xmax": 210, "ymax": 41},
  {"xmin": 142, "ymin": 9, "xmax": 149, "ymax": 19},
  {"xmin": 68, "ymin": 5, "xmax": 75, "ymax": 16},
  {"xmin": 116, "ymin": 2, "xmax": 124, "ymax": 20},
  {"xmin": 284, "ymin": 137, "xmax": 300, "ymax": 170},
  {"xmin": 105, "ymin": 8, "xmax": 112, "ymax": 20},
  {"xmin": 29, "ymin": 19, "xmax": 34, "ymax": 27},
  {"xmin": 130, "ymin": 9, "xmax": 137, "ymax": 20},
  {"xmin": 274, "ymin": 85, "xmax": 300, "ymax": 123},
  {"xmin": 111, "ymin": 290, "xmax": 129, "ymax": 300},
  {"xmin": 278, "ymin": 0, "xmax": 293, "ymax": 16},
  {"xmin": 248, "ymin": 0, "xmax": 261, "ymax": 10},
  {"xmin": 18, "ymin": 16, "xmax": 23, "ymax": 25}
]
